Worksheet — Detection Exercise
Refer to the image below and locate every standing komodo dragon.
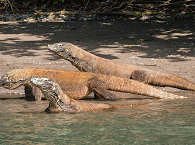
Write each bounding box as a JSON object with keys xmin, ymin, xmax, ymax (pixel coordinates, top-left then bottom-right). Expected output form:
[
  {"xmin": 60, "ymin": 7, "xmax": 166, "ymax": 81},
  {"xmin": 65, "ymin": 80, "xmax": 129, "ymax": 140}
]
[
  {"xmin": 0, "ymin": 68, "xmax": 185, "ymax": 101},
  {"xmin": 48, "ymin": 42, "xmax": 195, "ymax": 91},
  {"xmin": 30, "ymin": 77, "xmax": 142, "ymax": 113}
]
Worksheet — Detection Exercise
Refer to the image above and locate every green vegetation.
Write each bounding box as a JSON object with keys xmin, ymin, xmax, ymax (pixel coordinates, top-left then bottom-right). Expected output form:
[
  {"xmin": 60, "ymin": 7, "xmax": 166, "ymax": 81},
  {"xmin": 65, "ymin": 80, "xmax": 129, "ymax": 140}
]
[{"xmin": 0, "ymin": 0, "xmax": 195, "ymax": 17}]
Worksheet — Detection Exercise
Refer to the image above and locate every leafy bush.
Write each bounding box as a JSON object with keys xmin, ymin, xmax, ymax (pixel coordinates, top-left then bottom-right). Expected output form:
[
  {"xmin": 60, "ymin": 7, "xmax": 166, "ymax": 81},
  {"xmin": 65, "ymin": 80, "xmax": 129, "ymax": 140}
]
[{"xmin": 1, "ymin": 0, "xmax": 194, "ymax": 16}]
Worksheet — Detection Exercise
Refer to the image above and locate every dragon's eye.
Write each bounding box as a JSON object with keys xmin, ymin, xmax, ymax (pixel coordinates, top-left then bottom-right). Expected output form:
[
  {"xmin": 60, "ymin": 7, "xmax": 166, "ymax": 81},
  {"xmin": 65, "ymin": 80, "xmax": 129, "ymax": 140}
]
[{"xmin": 58, "ymin": 44, "xmax": 62, "ymax": 47}]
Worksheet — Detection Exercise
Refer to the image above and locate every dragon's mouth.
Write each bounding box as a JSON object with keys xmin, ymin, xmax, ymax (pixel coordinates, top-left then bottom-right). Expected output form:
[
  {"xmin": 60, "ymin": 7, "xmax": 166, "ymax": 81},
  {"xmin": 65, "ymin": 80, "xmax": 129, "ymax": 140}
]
[
  {"xmin": 0, "ymin": 79, "xmax": 27, "ymax": 89},
  {"xmin": 48, "ymin": 44, "xmax": 64, "ymax": 52}
]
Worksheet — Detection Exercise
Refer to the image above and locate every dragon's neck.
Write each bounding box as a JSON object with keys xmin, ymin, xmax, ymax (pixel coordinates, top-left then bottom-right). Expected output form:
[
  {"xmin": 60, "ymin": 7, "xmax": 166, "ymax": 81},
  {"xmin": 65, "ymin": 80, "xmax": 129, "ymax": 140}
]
[
  {"xmin": 69, "ymin": 57, "xmax": 86, "ymax": 71},
  {"xmin": 68, "ymin": 50, "xmax": 97, "ymax": 72}
]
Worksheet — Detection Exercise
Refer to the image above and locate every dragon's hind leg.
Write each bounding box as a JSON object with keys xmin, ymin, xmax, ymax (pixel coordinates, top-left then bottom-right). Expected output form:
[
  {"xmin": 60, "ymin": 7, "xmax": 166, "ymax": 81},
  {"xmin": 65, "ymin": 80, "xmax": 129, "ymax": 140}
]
[{"xmin": 88, "ymin": 77, "xmax": 117, "ymax": 100}]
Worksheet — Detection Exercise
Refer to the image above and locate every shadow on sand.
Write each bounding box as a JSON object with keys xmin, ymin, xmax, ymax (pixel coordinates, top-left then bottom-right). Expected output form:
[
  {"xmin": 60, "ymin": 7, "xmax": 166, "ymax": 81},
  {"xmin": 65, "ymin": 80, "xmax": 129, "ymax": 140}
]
[{"xmin": 0, "ymin": 19, "xmax": 194, "ymax": 62}]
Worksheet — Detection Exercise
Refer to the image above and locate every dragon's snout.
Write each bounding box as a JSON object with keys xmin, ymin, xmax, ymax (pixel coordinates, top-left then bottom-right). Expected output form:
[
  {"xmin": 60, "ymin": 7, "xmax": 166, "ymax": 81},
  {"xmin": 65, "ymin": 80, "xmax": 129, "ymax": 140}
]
[
  {"xmin": 48, "ymin": 44, "xmax": 57, "ymax": 51},
  {"xmin": 0, "ymin": 74, "xmax": 28, "ymax": 89},
  {"xmin": 48, "ymin": 43, "xmax": 66, "ymax": 53}
]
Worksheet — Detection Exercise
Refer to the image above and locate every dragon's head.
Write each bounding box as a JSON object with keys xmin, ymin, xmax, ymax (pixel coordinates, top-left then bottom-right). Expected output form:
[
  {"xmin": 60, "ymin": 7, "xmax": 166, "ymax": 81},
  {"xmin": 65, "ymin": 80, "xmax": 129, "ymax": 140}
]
[
  {"xmin": 30, "ymin": 77, "xmax": 54, "ymax": 92},
  {"xmin": 0, "ymin": 69, "xmax": 33, "ymax": 89},
  {"xmin": 30, "ymin": 77, "xmax": 69, "ymax": 112},
  {"xmin": 0, "ymin": 69, "xmax": 28, "ymax": 89},
  {"xmin": 48, "ymin": 42, "xmax": 75, "ymax": 61}
]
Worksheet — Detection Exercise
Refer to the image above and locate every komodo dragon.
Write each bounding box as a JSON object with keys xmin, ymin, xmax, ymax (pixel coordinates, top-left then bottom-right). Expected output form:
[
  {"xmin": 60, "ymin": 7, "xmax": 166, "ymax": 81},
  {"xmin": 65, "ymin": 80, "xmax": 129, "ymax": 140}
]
[
  {"xmin": 0, "ymin": 68, "xmax": 185, "ymax": 101},
  {"xmin": 30, "ymin": 77, "xmax": 141, "ymax": 113},
  {"xmin": 48, "ymin": 42, "xmax": 195, "ymax": 91}
]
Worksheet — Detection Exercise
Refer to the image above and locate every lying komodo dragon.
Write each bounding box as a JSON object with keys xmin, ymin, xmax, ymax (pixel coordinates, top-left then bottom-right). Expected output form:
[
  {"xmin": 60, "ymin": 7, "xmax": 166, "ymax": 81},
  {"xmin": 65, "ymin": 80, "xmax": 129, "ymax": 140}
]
[
  {"xmin": 48, "ymin": 42, "xmax": 195, "ymax": 91},
  {"xmin": 0, "ymin": 68, "xmax": 185, "ymax": 101},
  {"xmin": 30, "ymin": 77, "xmax": 142, "ymax": 113}
]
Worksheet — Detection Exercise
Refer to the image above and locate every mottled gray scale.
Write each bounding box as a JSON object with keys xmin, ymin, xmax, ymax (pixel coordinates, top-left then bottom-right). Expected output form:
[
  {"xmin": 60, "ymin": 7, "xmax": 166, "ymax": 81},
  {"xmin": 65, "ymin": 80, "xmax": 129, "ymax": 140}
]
[{"xmin": 131, "ymin": 70, "xmax": 148, "ymax": 82}]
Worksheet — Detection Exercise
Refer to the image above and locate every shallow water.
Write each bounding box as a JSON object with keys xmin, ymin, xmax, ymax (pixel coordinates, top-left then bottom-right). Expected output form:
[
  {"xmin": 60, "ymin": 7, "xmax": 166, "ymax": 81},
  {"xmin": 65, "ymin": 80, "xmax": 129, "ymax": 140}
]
[{"xmin": 1, "ymin": 92, "xmax": 195, "ymax": 145}]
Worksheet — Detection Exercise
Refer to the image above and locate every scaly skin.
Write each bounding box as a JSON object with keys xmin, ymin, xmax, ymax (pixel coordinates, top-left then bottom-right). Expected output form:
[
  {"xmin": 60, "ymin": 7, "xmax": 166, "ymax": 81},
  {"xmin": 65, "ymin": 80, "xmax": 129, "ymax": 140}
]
[
  {"xmin": 30, "ymin": 77, "xmax": 128, "ymax": 113},
  {"xmin": 0, "ymin": 68, "xmax": 185, "ymax": 100},
  {"xmin": 48, "ymin": 42, "xmax": 195, "ymax": 91},
  {"xmin": 31, "ymin": 77, "xmax": 145, "ymax": 113}
]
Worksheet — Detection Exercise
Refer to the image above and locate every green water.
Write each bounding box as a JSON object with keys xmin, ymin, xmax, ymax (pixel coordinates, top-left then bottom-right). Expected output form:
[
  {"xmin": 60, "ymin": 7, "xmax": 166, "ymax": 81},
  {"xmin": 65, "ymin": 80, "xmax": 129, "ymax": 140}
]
[{"xmin": 1, "ymin": 92, "xmax": 195, "ymax": 145}]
